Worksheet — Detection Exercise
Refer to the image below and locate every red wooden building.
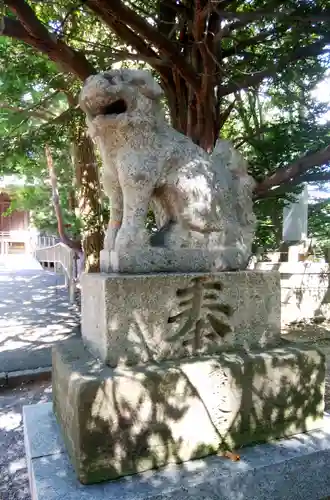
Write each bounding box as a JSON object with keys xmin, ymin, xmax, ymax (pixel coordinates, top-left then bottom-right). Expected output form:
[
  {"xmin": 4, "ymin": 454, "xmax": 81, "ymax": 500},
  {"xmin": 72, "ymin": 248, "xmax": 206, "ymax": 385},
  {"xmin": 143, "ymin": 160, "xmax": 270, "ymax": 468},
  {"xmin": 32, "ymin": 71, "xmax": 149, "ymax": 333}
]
[{"xmin": 0, "ymin": 191, "xmax": 30, "ymax": 253}]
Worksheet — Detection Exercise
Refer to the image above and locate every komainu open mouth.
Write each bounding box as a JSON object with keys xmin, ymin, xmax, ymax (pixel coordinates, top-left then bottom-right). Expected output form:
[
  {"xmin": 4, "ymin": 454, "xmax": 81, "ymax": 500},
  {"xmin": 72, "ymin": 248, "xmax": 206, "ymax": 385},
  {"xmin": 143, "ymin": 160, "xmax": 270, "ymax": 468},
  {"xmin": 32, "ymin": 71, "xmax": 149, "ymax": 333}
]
[{"xmin": 100, "ymin": 99, "xmax": 127, "ymax": 116}]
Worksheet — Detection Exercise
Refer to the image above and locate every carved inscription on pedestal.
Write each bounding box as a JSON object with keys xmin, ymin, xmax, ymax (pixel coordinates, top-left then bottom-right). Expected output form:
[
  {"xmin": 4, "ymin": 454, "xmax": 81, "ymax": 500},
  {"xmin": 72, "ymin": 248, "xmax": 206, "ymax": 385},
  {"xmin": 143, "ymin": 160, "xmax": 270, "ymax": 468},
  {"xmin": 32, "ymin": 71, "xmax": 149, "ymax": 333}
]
[{"xmin": 167, "ymin": 277, "xmax": 234, "ymax": 352}]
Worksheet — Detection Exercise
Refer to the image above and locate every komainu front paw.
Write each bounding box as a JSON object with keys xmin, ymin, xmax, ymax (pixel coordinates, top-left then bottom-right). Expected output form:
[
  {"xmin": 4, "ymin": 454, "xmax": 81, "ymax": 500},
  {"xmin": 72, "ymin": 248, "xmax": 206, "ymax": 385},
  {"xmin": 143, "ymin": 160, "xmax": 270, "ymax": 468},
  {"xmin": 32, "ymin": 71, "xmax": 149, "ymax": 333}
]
[{"xmin": 103, "ymin": 230, "xmax": 116, "ymax": 251}]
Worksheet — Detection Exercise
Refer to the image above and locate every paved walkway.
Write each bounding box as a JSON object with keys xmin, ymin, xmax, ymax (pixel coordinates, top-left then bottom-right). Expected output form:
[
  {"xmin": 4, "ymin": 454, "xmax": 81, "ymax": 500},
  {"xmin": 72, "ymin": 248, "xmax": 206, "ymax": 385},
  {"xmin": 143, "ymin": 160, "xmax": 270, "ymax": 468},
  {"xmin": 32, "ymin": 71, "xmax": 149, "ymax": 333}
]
[{"xmin": 0, "ymin": 254, "xmax": 80, "ymax": 374}]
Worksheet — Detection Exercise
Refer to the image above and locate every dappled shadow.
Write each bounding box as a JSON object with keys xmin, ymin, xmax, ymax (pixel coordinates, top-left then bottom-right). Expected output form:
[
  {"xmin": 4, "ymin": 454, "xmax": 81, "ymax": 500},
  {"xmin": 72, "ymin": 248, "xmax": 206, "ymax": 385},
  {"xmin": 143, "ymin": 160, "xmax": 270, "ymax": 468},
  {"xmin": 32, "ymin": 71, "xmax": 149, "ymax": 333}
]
[
  {"xmin": 255, "ymin": 261, "xmax": 330, "ymax": 325},
  {"xmin": 81, "ymin": 272, "xmax": 280, "ymax": 368},
  {"xmin": 0, "ymin": 381, "xmax": 52, "ymax": 500},
  {"xmin": 53, "ymin": 337, "xmax": 325, "ymax": 487},
  {"xmin": 0, "ymin": 270, "xmax": 80, "ymax": 373},
  {"xmin": 0, "ymin": 359, "xmax": 326, "ymax": 500},
  {"xmin": 314, "ymin": 269, "xmax": 330, "ymax": 319},
  {"xmin": 280, "ymin": 264, "xmax": 330, "ymax": 324}
]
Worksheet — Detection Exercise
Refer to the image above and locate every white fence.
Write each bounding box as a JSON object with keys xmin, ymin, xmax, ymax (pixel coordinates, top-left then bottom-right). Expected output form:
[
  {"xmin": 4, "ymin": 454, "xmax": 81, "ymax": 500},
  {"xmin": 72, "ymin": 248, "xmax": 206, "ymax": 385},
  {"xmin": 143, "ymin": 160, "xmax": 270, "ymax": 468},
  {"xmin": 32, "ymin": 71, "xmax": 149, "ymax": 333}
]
[
  {"xmin": 250, "ymin": 260, "xmax": 330, "ymax": 324},
  {"xmin": 34, "ymin": 242, "xmax": 79, "ymax": 303},
  {"xmin": 0, "ymin": 230, "xmax": 79, "ymax": 303},
  {"xmin": 36, "ymin": 235, "xmax": 59, "ymax": 249},
  {"xmin": 0, "ymin": 231, "xmax": 60, "ymax": 255}
]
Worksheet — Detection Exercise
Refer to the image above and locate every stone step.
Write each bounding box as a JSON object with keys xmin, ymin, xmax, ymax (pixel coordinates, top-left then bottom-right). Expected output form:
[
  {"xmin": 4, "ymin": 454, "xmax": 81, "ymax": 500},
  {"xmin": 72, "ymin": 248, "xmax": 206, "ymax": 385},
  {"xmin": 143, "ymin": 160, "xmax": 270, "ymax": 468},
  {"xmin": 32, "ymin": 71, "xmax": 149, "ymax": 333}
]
[{"xmin": 24, "ymin": 403, "xmax": 330, "ymax": 500}]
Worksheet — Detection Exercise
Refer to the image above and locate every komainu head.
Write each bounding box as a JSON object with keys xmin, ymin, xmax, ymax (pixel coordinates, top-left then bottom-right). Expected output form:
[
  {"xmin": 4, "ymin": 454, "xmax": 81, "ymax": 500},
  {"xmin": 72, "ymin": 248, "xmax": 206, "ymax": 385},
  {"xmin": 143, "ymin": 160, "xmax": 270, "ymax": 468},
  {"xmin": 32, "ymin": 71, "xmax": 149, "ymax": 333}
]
[{"xmin": 79, "ymin": 69, "xmax": 164, "ymax": 137}]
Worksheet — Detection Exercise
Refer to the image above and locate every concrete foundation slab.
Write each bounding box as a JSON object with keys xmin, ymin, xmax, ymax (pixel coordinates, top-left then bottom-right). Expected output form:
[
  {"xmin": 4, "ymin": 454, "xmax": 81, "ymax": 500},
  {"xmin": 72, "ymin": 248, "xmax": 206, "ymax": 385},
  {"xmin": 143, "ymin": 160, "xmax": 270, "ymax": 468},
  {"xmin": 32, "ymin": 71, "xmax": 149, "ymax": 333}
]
[
  {"xmin": 81, "ymin": 271, "xmax": 281, "ymax": 366},
  {"xmin": 24, "ymin": 402, "xmax": 330, "ymax": 500},
  {"xmin": 52, "ymin": 338, "xmax": 325, "ymax": 484}
]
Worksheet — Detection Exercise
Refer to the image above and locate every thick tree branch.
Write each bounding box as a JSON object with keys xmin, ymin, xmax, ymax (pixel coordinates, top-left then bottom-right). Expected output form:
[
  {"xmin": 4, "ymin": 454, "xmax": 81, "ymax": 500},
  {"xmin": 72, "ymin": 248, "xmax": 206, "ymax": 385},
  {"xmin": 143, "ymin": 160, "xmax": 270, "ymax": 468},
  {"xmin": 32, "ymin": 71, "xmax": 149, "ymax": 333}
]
[
  {"xmin": 158, "ymin": 0, "xmax": 177, "ymax": 39},
  {"xmin": 86, "ymin": 0, "xmax": 201, "ymax": 91},
  {"xmin": 256, "ymin": 172, "xmax": 330, "ymax": 200},
  {"xmin": 2, "ymin": 1, "xmax": 95, "ymax": 80},
  {"xmin": 104, "ymin": 49, "xmax": 170, "ymax": 67},
  {"xmin": 83, "ymin": 1, "xmax": 171, "ymax": 80},
  {"xmin": 162, "ymin": 0, "xmax": 192, "ymax": 17},
  {"xmin": 0, "ymin": 102, "xmax": 55, "ymax": 120},
  {"xmin": 288, "ymin": 172, "xmax": 330, "ymax": 186},
  {"xmin": 14, "ymin": 107, "xmax": 77, "ymax": 142},
  {"xmin": 221, "ymin": 29, "xmax": 279, "ymax": 58},
  {"xmin": 6, "ymin": 0, "xmax": 54, "ymax": 40},
  {"xmin": 0, "ymin": 89, "xmax": 61, "ymax": 120},
  {"xmin": 218, "ymin": 36, "xmax": 330, "ymax": 96},
  {"xmin": 255, "ymin": 145, "xmax": 330, "ymax": 198},
  {"xmin": 217, "ymin": 7, "xmax": 330, "ymax": 23},
  {"xmin": 218, "ymin": 100, "xmax": 236, "ymax": 129},
  {"xmin": 215, "ymin": 2, "xmax": 330, "ymax": 39}
]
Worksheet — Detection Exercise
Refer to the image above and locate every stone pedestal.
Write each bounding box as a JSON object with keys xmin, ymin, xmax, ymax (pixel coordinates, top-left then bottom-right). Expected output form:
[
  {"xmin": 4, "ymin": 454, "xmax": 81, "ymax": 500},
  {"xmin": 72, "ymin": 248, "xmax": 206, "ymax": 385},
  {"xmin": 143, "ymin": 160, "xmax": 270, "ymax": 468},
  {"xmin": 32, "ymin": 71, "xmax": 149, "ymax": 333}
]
[
  {"xmin": 24, "ymin": 269, "xmax": 327, "ymax": 492},
  {"xmin": 52, "ymin": 338, "xmax": 325, "ymax": 485},
  {"xmin": 81, "ymin": 271, "xmax": 281, "ymax": 367},
  {"xmin": 101, "ymin": 247, "xmax": 251, "ymax": 274},
  {"xmin": 279, "ymin": 239, "xmax": 312, "ymax": 263}
]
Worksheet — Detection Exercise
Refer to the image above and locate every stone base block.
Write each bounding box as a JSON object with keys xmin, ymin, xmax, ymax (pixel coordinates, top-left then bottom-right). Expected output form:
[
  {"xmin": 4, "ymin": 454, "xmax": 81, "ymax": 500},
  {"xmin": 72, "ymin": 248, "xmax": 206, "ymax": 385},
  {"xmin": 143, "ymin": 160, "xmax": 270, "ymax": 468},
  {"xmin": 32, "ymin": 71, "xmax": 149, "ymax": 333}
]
[
  {"xmin": 101, "ymin": 247, "xmax": 247, "ymax": 274},
  {"xmin": 81, "ymin": 271, "xmax": 280, "ymax": 366},
  {"xmin": 24, "ymin": 402, "xmax": 330, "ymax": 500},
  {"xmin": 52, "ymin": 338, "xmax": 325, "ymax": 484}
]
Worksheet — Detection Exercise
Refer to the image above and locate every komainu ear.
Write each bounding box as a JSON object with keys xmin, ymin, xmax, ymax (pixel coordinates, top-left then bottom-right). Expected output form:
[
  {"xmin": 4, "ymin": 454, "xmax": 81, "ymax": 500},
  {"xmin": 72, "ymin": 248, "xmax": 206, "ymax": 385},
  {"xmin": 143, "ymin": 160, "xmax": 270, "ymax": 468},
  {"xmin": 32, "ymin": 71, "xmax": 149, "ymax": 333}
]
[{"xmin": 126, "ymin": 70, "xmax": 164, "ymax": 100}]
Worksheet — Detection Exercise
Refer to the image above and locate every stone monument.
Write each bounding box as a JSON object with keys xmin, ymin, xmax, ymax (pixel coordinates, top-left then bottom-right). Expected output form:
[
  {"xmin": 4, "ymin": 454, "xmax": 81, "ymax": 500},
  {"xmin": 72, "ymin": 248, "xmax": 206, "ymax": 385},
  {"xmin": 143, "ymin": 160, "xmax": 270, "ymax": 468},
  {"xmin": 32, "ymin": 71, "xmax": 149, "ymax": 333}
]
[
  {"xmin": 281, "ymin": 184, "xmax": 310, "ymax": 262},
  {"xmin": 24, "ymin": 70, "xmax": 329, "ymax": 499},
  {"xmin": 282, "ymin": 184, "xmax": 308, "ymax": 243}
]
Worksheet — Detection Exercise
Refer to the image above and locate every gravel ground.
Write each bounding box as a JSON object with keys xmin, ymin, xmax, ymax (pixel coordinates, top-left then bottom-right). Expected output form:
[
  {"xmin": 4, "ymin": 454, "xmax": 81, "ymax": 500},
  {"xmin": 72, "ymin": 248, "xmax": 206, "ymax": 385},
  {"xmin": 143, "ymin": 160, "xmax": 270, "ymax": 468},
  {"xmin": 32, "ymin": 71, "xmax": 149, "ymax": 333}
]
[
  {"xmin": 0, "ymin": 381, "xmax": 52, "ymax": 500},
  {"xmin": 1, "ymin": 325, "xmax": 330, "ymax": 500}
]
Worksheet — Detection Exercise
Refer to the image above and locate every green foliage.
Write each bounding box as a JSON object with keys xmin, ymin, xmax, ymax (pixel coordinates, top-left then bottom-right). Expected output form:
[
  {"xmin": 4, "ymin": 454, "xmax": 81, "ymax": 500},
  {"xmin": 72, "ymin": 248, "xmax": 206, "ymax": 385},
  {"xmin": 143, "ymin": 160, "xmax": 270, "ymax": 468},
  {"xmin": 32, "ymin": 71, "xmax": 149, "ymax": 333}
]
[
  {"xmin": 308, "ymin": 198, "xmax": 330, "ymax": 250},
  {"xmin": 0, "ymin": 35, "xmax": 79, "ymax": 235},
  {"xmin": 8, "ymin": 184, "xmax": 81, "ymax": 237},
  {"xmin": 1, "ymin": 0, "xmax": 330, "ymax": 252},
  {"xmin": 222, "ymin": 77, "xmax": 330, "ymax": 249}
]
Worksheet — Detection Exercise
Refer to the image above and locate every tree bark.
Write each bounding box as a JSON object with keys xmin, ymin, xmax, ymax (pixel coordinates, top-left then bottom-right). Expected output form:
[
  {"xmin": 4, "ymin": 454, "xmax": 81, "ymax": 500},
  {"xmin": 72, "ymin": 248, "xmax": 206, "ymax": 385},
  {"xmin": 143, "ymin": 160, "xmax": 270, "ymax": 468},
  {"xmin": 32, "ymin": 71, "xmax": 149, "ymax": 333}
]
[
  {"xmin": 85, "ymin": 0, "xmax": 330, "ymax": 154},
  {"xmin": 72, "ymin": 118, "xmax": 104, "ymax": 273},
  {"xmin": 3, "ymin": 0, "xmax": 330, "ymax": 199},
  {"xmin": 2, "ymin": 1, "xmax": 95, "ymax": 79}
]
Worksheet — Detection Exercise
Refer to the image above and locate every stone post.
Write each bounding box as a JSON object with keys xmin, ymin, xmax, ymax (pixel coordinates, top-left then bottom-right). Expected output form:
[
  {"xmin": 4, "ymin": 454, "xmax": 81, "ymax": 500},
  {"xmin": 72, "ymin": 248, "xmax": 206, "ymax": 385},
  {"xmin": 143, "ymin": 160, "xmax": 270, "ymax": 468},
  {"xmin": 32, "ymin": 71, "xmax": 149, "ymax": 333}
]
[
  {"xmin": 282, "ymin": 185, "xmax": 309, "ymax": 261},
  {"xmin": 282, "ymin": 185, "xmax": 308, "ymax": 243}
]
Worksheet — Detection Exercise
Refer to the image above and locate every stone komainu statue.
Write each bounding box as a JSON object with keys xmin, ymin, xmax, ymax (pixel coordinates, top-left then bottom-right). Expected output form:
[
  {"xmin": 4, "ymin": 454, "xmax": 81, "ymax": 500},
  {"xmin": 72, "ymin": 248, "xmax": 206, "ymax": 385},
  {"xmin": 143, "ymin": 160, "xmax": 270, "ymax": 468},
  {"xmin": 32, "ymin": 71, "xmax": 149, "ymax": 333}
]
[{"xmin": 79, "ymin": 69, "xmax": 256, "ymax": 272}]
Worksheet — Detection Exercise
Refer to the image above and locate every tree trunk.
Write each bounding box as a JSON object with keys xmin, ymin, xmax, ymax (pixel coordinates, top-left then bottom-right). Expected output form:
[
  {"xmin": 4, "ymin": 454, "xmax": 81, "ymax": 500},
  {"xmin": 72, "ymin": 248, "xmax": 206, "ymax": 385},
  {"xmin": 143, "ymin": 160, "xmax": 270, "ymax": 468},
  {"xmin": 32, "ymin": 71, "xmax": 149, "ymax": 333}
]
[
  {"xmin": 163, "ymin": 74, "xmax": 220, "ymax": 152},
  {"xmin": 72, "ymin": 118, "xmax": 104, "ymax": 273},
  {"xmin": 158, "ymin": 1, "xmax": 221, "ymax": 152},
  {"xmin": 4, "ymin": 1, "xmax": 330, "ymax": 196},
  {"xmin": 45, "ymin": 144, "xmax": 82, "ymax": 253}
]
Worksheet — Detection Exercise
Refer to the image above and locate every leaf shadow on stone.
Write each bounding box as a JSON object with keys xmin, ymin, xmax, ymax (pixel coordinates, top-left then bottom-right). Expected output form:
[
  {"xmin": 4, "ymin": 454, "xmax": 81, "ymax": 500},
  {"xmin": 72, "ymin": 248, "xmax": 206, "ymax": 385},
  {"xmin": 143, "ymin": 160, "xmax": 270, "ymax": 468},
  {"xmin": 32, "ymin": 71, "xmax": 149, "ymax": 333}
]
[
  {"xmin": 257, "ymin": 261, "xmax": 330, "ymax": 324},
  {"xmin": 53, "ymin": 337, "xmax": 325, "ymax": 488}
]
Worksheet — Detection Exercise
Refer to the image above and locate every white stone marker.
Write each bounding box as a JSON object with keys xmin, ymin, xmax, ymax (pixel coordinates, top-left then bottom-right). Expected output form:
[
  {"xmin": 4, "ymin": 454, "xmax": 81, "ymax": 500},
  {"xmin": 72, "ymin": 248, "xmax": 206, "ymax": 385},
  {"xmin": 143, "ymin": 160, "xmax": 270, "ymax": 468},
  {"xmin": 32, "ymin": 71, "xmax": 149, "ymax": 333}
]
[{"xmin": 282, "ymin": 184, "xmax": 308, "ymax": 242}]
